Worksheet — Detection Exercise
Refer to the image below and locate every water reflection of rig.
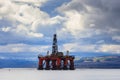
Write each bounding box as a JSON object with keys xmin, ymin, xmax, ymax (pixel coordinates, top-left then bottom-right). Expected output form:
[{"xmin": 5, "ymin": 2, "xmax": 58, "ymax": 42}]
[{"xmin": 38, "ymin": 34, "xmax": 75, "ymax": 70}]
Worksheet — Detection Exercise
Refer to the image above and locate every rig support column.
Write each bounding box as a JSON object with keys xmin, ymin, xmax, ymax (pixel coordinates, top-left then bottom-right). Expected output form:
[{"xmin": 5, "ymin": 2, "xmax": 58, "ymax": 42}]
[
  {"xmin": 45, "ymin": 59, "xmax": 50, "ymax": 70},
  {"xmin": 52, "ymin": 60, "xmax": 56, "ymax": 70},
  {"xmin": 56, "ymin": 58, "xmax": 61, "ymax": 69},
  {"xmin": 63, "ymin": 59, "xmax": 68, "ymax": 70},
  {"xmin": 70, "ymin": 59, "xmax": 75, "ymax": 70},
  {"xmin": 38, "ymin": 58, "xmax": 44, "ymax": 70}
]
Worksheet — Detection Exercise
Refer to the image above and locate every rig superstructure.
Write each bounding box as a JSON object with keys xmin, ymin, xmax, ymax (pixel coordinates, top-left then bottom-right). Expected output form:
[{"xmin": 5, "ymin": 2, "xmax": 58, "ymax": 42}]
[{"xmin": 38, "ymin": 34, "xmax": 75, "ymax": 70}]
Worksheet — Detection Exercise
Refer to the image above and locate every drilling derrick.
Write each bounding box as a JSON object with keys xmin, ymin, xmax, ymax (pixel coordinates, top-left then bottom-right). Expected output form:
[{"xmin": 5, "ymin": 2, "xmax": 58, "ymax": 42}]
[
  {"xmin": 52, "ymin": 34, "xmax": 58, "ymax": 56},
  {"xmin": 38, "ymin": 34, "xmax": 75, "ymax": 70}
]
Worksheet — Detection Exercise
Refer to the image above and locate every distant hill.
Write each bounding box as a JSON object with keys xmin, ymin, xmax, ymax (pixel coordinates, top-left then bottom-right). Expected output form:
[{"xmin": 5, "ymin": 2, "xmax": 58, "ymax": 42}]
[{"xmin": 75, "ymin": 56, "xmax": 120, "ymax": 68}]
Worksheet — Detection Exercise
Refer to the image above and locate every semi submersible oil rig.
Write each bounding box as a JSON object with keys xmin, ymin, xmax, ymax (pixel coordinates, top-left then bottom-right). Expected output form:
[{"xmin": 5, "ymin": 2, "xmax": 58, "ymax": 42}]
[{"xmin": 38, "ymin": 34, "xmax": 75, "ymax": 70}]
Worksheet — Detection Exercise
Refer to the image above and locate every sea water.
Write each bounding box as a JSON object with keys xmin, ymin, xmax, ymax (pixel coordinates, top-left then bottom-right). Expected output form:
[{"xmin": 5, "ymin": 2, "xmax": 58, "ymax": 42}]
[{"xmin": 0, "ymin": 68, "xmax": 120, "ymax": 80}]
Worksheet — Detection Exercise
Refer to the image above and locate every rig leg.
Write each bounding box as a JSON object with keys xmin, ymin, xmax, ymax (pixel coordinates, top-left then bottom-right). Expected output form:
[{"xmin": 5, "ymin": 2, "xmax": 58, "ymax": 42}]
[
  {"xmin": 70, "ymin": 59, "xmax": 75, "ymax": 70},
  {"xmin": 38, "ymin": 58, "xmax": 43, "ymax": 70},
  {"xmin": 63, "ymin": 59, "xmax": 68, "ymax": 70},
  {"xmin": 56, "ymin": 58, "xmax": 61, "ymax": 70},
  {"xmin": 45, "ymin": 59, "xmax": 50, "ymax": 70},
  {"xmin": 52, "ymin": 60, "xmax": 57, "ymax": 70}
]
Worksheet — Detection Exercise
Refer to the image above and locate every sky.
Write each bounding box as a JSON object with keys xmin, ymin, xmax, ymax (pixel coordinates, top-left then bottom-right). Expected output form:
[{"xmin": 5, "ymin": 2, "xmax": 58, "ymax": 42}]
[{"xmin": 0, "ymin": 0, "xmax": 120, "ymax": 57}]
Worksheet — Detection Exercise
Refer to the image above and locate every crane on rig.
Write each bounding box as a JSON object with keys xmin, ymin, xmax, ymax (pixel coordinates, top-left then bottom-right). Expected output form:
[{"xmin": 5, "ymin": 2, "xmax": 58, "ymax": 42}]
[{"xmin": 38, "ymin": 34, "xmax": 75, "ymax": 70}]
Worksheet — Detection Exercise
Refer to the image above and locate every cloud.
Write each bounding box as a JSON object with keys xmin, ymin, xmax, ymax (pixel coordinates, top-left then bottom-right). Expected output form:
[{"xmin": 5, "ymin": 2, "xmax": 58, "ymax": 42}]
[
  {"xmin": 0, "ymin": 0, "xmax": 64, "ymax": 39},
  {"xmin": 11, "ymin": 0, "xmax": 48, "ymax": 8},
  {"xmin": 0, "ymin": 43, "xmax": 51, "ymax": 53},
  {"xmin": 0, "ymin": 0, "xmax": 65, "ymax": 49},
  {"xmin": 62, "ymin": 43, "xmax": 97, "ymax": 52},
  {"xmin": 57, "ymin": 0, "xmax": 120, "ymax": 40},
  {"xmin": 62, "ymin": 43, "xmax": 120, "ymax": 54},
  {"xmin": 0, "ymin": 27, "xmax": 11, "ymax": 32},
  {"xmin": 56, "ymin": 0, "xmax": 94, "ymax": 39},
  {"xmin": 98, "ymin": 44, "xmax": 120, "ymax": 53},
  {"xmin": 15, "ymin": 24, "xmax": 43, "ymax": 38},
  {"xmin": 0, "ymin": 0, "xmax": 120, "ymax": 54},
  {"xmin": 112, "ymin": 36, "xmax": 120, "ymax": 42}
]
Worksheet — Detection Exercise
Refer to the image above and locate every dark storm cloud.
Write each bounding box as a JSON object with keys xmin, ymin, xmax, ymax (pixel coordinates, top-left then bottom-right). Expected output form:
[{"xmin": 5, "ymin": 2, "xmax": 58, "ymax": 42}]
[
  {"xmin": 84, "ymin": 0, "xmax": 120, "ymax": 29},
  {"xmin": 57, "ymin": 0, "xmax": 120, "ymax": 44},
  {"xmin": 88, "ymin": 0, "xmax": 120, "ymax": 39},
  {"xmin": 88, "ymin": 0, "xmax": 120, "ymax": 43}
]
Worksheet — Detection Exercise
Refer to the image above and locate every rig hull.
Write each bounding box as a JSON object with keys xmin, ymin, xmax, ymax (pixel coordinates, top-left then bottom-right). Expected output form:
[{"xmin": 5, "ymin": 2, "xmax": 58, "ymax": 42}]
[
  {"xmin": 38, "ymin": 56, "xmax": 75, "ymax": 70},
  {"xmin": 38, "ymin": 34, "xmax": 75, "ymax": 70}
]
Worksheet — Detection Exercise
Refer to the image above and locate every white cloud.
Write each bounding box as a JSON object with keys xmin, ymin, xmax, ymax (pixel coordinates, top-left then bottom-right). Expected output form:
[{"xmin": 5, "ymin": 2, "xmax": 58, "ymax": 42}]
[
  {"xmin": 0, "ymin": 41, "xmax": 119, "ymax": 54},
  {"xmin": 0, "ymin": 27, "xmax": 11, "ymax": 32},
  {"xmin": 0, "ymin": 0, "xmax": 63, "ymax": 38},
  {"xmin": 62, "ymin": 43, "xmax": 96, "ymax": 52},
  {"xmin": 96, "ymin": 40, "xmax": 105, "ymax": 44},
  {"xmin": 0, "ymin": 43, "xmax": 51, "ymax": 53},
  {"xmin": 63, "ymin": 11, "xmax": 85, "ymax": 36},
  {"xmin": 15, "ymin": 24, "xmax": 43, "ymax": 38},
  {"xmin": 98, "ymin": 44, "xmax": 120, "ymax": 54},
  {"xmin": 11, "ymin": 47, "xmax": 23, "ymax": 52},
  {"xmin": 0, "ymin": 0, "xmax": 12, "ymax": 17},
  {"xmin": 62, "ymin": 43, "xmax": 120, "ymax": 54},
  {"xmin": 112, "ymin": 36, "xmax": 120, "ymax": 42},
  {"xmin": 56, "ymin": 0, "xmax": 98, "ymax": 39},
  {"xmin": 0, "ymin": 0, "xmax": 120, "ymax": 55},
  {"xmin": 11, "ymin": 0, "xmax": 48, "ymax": 7},
  {"xmin": 28, "ymin": 32, "xmax": 43, "ymax": 38}
]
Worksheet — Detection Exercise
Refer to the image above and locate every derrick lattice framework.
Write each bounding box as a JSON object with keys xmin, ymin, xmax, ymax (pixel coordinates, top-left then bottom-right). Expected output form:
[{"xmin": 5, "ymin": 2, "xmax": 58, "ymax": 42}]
[{"xmin": 52, "ymin": 34, "xmax": 58, "ymax": 55}]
